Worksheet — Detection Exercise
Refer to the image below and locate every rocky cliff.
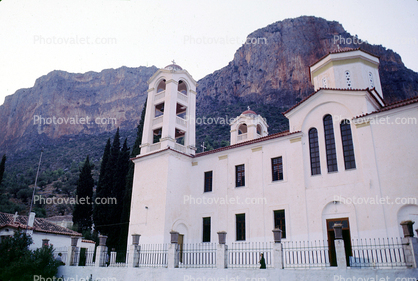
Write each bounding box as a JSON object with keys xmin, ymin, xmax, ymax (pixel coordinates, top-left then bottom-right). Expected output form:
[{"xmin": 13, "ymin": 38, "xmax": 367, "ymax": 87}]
[
  {"xmin": 0, "ymin": 66, "xmax": 157, "ymax": 153},
  {"xmin": 1, "ymin": 16, "xmax": 417, "ymax": 158},
  {"xmin": 196, "ymin": 16, "xmax": 418, "ymax": 116}
]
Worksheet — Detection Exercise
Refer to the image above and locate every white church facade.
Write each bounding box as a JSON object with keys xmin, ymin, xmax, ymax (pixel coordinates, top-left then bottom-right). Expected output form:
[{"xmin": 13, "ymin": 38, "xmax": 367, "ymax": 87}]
[{"xmin": 127, "ymin": 49, "xmax": 418, "ymax": 255}]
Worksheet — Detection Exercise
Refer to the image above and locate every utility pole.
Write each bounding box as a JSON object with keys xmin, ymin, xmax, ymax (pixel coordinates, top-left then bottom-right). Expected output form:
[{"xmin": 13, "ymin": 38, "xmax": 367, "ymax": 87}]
[{"xmin": 26, "ymin": 149, "xmax": 43, "ymax": 232}]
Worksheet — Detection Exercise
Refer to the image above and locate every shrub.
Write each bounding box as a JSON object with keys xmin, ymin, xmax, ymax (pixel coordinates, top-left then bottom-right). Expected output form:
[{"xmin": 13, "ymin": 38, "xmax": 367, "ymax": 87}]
[{"xmin": 0, "ymin": 231, "xmax": 61, "ymax": 281}]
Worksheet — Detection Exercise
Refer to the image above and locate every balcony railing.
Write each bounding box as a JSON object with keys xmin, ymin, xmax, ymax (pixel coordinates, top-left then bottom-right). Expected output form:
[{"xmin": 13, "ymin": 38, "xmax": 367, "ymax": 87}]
[
  {"xmin": 237, "ymin": 133, "xmax": 248, "ymax": 142},
  {"xmin": 154, "ymin": 91, "xmax": 165, "ymax": 101},
  {"xmin": 176, "ymin": 116, "xmax": 187, "ymax": 128},
  {"xmin": 177, "ymin": 92, "xmax": 188, "ymax": 103},
  {"xmin": 152, "ymin": 116, "xmax": 163, "ymax": 126},
  {"xmin": 150, "ymin": 142, "xmax": 161, "ymax": 152},
  {"xmin": 174, "ymin": 143, "xmax": 186, "ymax": 153}
]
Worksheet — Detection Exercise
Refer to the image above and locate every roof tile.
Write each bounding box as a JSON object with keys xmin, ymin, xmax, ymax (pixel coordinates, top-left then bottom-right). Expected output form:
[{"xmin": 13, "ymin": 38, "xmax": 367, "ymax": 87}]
[{"xmin": 0, "ymin": 212, "xmax": 81, "ymax": 237}]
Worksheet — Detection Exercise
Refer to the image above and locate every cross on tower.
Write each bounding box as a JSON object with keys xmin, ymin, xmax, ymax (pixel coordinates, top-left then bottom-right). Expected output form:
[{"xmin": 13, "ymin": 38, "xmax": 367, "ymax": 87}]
[{"xmin": 201, "ymin": 142, "xmax": 207, "ymax": 152}]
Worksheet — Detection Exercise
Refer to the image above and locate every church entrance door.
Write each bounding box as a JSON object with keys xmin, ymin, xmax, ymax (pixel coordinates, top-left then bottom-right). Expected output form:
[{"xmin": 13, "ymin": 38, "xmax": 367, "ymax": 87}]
[{"xmin": 326, "ymin": 218, "xmax": 352, "ymax": 266}]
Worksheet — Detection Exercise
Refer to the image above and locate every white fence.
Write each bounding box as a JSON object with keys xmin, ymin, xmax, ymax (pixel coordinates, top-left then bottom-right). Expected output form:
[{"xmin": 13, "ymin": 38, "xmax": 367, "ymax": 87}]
[
  {"xmin": 228, "ymin": 242, "xmax": 273, "ymax": 268},
  {"xmin": 282, "ymin": 240, "xmax": 330, "ymax": 269},
  {"xmin": 178, "ymin": 243, "xmax": 216, "ymax": 268},
  {"xmin": 138, "ymin": 244, "xmax": 168, "ymax": 267},
  {"xmin": 350, "ymin": 237, "xmax": 407, "ymax": 268}
]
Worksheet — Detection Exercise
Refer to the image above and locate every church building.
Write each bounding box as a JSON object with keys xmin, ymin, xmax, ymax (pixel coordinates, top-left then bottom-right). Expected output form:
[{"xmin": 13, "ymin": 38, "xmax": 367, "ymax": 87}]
[{"xmin": 127, "ymin": 49, "xmax": 418, "ymax": 253}]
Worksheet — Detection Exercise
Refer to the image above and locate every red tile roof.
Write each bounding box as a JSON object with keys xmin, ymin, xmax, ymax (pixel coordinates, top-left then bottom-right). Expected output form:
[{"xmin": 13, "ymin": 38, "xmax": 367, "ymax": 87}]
[
  {"xmin": 354, "ymin": 95, "xmax": 418, "ymax": 119},
  {"xmin": 81, "ymin": 239, "xmax": 96, "ymax": 244},
  {"xmin": 283, "ymin": 88, "xmax": 376, "ymax": 115},
  {"xmin": 131, "ymin": 131, "xmax": 302, "ymax": 161},
  {"xmin": 0, "ymin": 212, "xmax": 81, "ymax": 237},
  {"xmin": 194, "ymin": 130, "xmax": 301, "ymax": 158},
  {"xmin": 310, "ymin": 48, "xmax": 380, "ymax": 68}
]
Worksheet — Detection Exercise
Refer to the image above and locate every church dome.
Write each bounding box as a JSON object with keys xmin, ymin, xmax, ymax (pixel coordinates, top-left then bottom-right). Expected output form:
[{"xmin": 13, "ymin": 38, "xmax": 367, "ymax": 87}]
[
  {"xmin": 242, "ymin": 108, "xmax": 256, "ymax": 115},
  {"xmin": 164, "ymin": 63, "xmax": 183, "ymax": 71}
]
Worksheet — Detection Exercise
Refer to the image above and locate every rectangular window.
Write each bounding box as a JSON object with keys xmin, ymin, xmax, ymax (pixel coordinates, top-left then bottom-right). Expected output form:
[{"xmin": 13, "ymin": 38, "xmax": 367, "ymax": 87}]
[
  {"xmin": 309, "ymin": 128, "xmax": 321, "ymax": 175},
  {"xmin": 323, "ymin": 115, "xmax": 338, "ymax": 173},
  {"xmin": 155, "ymin": 102, "xmax": 164, "ymax": 118},
  {"xmin": 235, "ymin": 164, "xmax": 245, "ymax": 187},
  {"xmin": 271, "ymin": 157, "xmax": 283, "ymax": 181},
  {"xmin": 274, "ymin": 210, "xmax": 286, "ymax": 238},
  {"xmin": 153, "ymin": 128, "xmax": 162, "ymax": 144},
  {"xmin": 340, "ymin": 120, "xmax": 356, "ymax": 170},
  {"xmin": 204, "ymin": 171, "xmax": 213, "ymax": 192},
  {"xmin": 236, "ymin": 213, "xmax": 246, "ymax": 241},
  {"xmin": 202, "ymin": 217, "xmax": 211, "ymax": 242}
]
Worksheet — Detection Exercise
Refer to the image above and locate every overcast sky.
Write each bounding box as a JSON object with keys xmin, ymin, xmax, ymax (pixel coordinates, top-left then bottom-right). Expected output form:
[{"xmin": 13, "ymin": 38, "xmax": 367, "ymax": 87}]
[{"xmin": 0, "ymin": 0, "xmax": 417, "ymax": 105}]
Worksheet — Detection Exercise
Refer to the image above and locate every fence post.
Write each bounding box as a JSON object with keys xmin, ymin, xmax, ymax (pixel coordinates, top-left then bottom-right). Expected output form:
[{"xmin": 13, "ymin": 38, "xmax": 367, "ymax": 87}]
[
  {"xmin": 168, "ymin": 231, "xmax": 179, "ymax": 268},
  {"xmin": 272, "ymin": 228, "xmax": 283, "ymax": 269},
  {"xmin": 42, "ymin": 239, "xmax": 49, "ymax": 247},
  {"xmin": 401, "ymin": 221, "xmax": 418, "ymax": 268},
  {"xmin": 333, "ymin": 223, "xmax": 347, "ymax": 269},
  {"xmin": 65, "ymin": 246, "xmax": 72, "ymax": 267},
  {"xmin": 95, "ymin": 235, "xmax": 108, "ymax": 267},
  {"xmin": 216, "ymin": 231, "xmax": 227, "ymax": 269},
  {"xmin": 110, "ymin": 248, "xmax": 117, "ymax": 266},
  {"xmin": 67, "ymin": 236, "xmax": 79, "ymax": 266},
  {"xmin": 128, "ymin": 234, "xmax": 141, "ymax": 267}
]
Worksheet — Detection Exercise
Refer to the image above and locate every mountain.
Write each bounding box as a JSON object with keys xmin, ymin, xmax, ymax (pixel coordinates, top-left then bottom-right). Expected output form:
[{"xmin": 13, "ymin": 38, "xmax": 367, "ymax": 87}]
[
  {"xmin": 0, "ymin": 66, "xmax": 158, "ymax": 154},
  {"xmin": 0, "ymin": 16, "xmax": 417, "ymax": 215}
]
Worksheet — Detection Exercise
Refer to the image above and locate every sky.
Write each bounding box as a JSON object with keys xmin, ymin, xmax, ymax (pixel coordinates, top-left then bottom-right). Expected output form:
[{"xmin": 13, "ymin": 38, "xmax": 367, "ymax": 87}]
[{"xmin": 0, "ymin": 0, "xmax": 417, "ymax": 106}]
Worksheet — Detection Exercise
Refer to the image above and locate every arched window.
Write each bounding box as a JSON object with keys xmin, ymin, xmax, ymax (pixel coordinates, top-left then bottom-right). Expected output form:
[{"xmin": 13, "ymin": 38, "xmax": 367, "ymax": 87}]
[
  {"xmin": 238, "ymin": 124, "xmax": 247, "ymax": 135},
  {"xmin": 340, "ymin": 120, "xmax": 356, "ymax": 170},
  {"xmin": 368, "ymin": 72, "xmax": 374, "ymax": 88},
  {"xmin": 157, "ymin": 79, "xmax": 166, "ymax": 93},
  {"xmin": 309, "ymin": 128, "xmax": 321, "ymax": 175},
  {"xmin": 256, "ymin": 124, "xmax": 262, "ymax": 135},
  {"xmin": 323, "ymin": 114, "xmax": 338, "ymax": 172},
  {"xmin": 178, "ymin": 80, "xmax": 187, "ymax": 95},
  {"xmin": 345, "ymin": 70, "xmax": 352, "ymax": 89}
]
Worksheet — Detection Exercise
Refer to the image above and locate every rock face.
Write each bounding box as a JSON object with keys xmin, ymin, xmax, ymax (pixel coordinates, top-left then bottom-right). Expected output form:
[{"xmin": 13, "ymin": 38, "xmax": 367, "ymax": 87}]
[
  {"xmin": 1, "ymin": 16, "xmax": 417, "ymax": 155},
  {"xmin": 0, "ymin": 66, "xmax": 157, "ymax": 152},
  {"xmin": 196, "ymin": 16, "xmax": 418, "ymax": 115}
]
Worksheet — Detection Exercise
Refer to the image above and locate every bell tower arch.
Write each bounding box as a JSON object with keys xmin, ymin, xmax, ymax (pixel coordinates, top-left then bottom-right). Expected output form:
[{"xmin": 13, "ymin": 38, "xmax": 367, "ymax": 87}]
[
  {"xmin": 140, "ymin": 62, "xmax": 197, "ymax": 155},
  {"xmin": 230, "ymin": 107, "xmax": 268, "ymax": 145}
]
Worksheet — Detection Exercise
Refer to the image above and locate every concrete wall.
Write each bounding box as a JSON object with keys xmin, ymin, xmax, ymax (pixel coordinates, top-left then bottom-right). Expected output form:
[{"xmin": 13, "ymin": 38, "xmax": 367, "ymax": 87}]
[{"xmin": 58, "ymin": 266, "xmax": 418, "ymax": 281}]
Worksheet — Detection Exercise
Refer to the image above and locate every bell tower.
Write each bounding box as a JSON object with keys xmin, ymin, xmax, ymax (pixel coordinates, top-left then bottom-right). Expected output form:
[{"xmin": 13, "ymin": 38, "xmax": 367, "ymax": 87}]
[
  {"xmin": 140, "ymin": 62, "xmax": 197, "ymax": 155},
  {"xmin": 230, "ymin": 107, "xmax": 268, "ymax": 145}
]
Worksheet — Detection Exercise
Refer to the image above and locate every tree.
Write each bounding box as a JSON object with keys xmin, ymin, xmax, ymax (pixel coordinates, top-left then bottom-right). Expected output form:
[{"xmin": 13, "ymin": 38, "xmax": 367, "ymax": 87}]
[
  {"xmin": 105, "ymin": 137, "xmax": 130, "ymax": 250},
  {"xmin": 93, "ymin": 138, "xmax": 111, "ymax": 234},
  {"xmin": 118, "ymin": 100, "xmax": 147, "ymax": 252},
  {"xmin": 0, "ymin": 154, "xmax": 6, "ymax": 185},
  {"xmin": 73, "ymin": 156, "xmax": 94, "ymax": 233}
]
